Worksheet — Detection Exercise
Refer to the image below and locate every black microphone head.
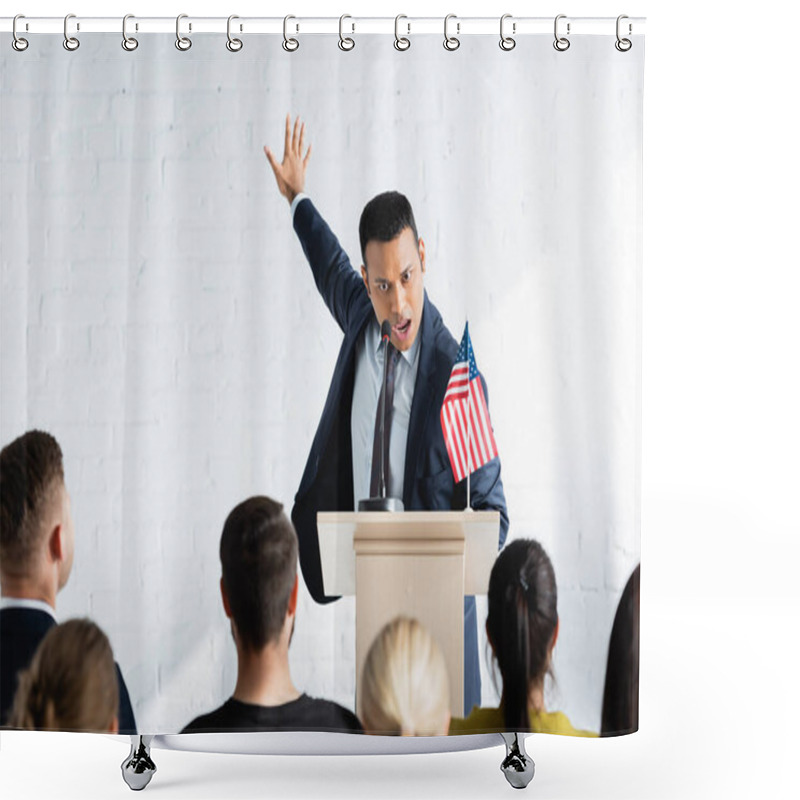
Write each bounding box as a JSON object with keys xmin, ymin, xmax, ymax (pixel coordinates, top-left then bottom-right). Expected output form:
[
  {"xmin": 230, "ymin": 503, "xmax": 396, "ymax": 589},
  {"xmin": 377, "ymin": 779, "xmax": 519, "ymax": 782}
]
[{"xmin": 380, "ymin": 319, "xmax": 392, "ymax": 342}]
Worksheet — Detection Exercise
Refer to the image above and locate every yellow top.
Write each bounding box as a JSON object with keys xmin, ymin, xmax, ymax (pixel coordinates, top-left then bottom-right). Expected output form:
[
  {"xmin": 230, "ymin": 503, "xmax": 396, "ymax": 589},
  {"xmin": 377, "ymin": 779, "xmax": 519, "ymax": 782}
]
[{"xmin": 448, "ymin": 706, "xmax": 597, "ymax": 738}]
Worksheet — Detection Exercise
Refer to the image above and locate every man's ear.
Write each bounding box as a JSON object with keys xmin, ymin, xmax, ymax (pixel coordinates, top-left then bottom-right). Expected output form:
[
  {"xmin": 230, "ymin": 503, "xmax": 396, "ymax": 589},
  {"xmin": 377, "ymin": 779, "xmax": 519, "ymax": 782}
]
[
  {"xmin": 220, "ymin": 577, "xmax": 233, "ymax": 619},
  {"xmin": 361, "ymin": 265, "xmax": 370, "ymax": 296},
  {"xmin": 287, "ymin": 574, "xmax": 299, "ymax": 616},
  {"xmin": 48, "ymin": 524, "xmax": 63, "ymax": 564},
  {"xmin": 418, "ymin": 238, "xmax": 426, "ymax": 273}
]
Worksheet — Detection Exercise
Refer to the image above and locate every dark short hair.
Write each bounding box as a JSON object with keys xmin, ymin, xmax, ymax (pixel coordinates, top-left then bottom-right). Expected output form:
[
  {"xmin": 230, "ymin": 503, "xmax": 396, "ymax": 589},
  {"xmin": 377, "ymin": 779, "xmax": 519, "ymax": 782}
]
[
  {"xmin": 219, "ymin": 496, "xmax": 298, "ymax": 652},
  {"xmin": 601, "ymin": 564, "xmax": 640, "ymax": 736},
  {"xmin": 486, "ymin": 539, "xmax": 558, "ymax": 732},
  {"xmin": 358, "ymin": 191, "xmax": 419, "ymax": 267},
  {"xmin": 0, "ymin": 430, "xmax": 65, "ymax": 575}
]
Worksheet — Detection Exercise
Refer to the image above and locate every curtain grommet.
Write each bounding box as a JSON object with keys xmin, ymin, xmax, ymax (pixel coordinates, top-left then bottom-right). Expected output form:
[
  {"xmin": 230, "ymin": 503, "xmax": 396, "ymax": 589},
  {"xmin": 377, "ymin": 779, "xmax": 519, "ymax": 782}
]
[
  {"xmin": 499, "ymin": 14, "xmax": 516, "ymax": 51},
  {"xmin": 175, "ymin": 14, "xmax": 192, "ymax": 51},
  {"xmin": 443, "ymin": 14, "xmax": 460, "ymax": 51},
  {"xmin": 283, "ymin": 15, "xmax": 299, "ymax": 52},
  {"xmin": 12, "ymin": 14, "xmax": 29, "ymax": 52},
  {"xmin": 615, "ymin": 15, "xmax": 632, "ymax": 52},
  {"xmin": 226, "ymin": 15, "xmax": 243, "ymax": 52},
  {"xmin": 553, "ymin": 14, "xmax": 570, "ymax": 52},
  {"xmin": 394, "ymin": 15, "xmax": 410, "ymax": 51},
  {"xmin": 63, "ymin": 13, "xmax": 80, "ymax": 51},
  {"xmin": 338, "ymin": 14, "xmax": 355, "ymax": 51},
  {"xmin": 121, "ymin": 14, "xmax": 138, "ymax": 52}
]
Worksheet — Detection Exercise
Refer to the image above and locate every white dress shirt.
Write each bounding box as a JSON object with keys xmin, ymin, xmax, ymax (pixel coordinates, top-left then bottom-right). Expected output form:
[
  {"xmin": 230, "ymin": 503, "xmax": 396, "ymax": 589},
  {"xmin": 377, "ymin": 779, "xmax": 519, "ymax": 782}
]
[
  {"xmin": 291, "ymin": 194, "xmax": 420, "ymax": 505},
  {"xmin": 351, "ymin": 318, "xmax": 420, "ymax": 504}
]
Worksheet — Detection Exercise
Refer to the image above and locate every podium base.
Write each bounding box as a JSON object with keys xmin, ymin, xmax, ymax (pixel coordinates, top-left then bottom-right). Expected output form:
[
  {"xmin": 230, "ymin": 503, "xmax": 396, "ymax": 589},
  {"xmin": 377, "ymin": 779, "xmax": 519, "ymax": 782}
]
[{"xmin": 357, "ymin": 496, "xmax": 405, "ymax": 512}]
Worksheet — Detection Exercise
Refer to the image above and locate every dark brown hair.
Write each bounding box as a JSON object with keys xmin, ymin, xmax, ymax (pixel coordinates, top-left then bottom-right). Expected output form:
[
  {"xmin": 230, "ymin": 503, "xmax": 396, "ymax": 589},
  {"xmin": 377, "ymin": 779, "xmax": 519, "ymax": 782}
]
[
  {"xmin": 486, "ymin": 539, "xmax": 558, "ymax": 731},
  {"xmin": 358, "ymin": 191, "xmax": 420, "ymax": 267},
  {"xmin": 601, "ymin": 564, "xmax": 640, "ymax": 736},
  {"xmin": 8, "ymin": 618, "xmax": 118, "ymax": 732},
  {"xmin": 220, "ymin": 496, "xmax": 298, "ymax": 652},
  {"xmin": 1, "ymin": 430, "xmax": 65, "ymax": 575}
]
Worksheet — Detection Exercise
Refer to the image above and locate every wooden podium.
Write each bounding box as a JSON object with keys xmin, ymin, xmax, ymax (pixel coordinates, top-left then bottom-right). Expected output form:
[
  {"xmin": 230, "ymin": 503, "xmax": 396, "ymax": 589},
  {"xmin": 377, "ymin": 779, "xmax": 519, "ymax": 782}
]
[{"xmin": 317, "ymin": 510, "xmax": 501, "ymax": 718}]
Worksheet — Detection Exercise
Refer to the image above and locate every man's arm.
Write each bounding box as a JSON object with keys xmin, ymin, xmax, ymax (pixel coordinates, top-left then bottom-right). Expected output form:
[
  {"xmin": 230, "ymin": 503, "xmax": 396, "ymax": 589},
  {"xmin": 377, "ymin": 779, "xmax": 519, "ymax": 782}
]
[
  {"xmin": 264, "ymin": 115, "xmax": 365, "ymax": 334},
  {"xmin": 264, "ymin": 114, "xmax": 311, "ymax": 206}
]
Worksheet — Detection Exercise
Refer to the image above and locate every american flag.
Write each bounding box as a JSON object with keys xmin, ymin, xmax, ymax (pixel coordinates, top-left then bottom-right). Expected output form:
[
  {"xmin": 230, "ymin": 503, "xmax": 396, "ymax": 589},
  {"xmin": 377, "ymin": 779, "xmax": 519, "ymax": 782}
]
[{"xmin": 440, "ymin": 323, "xmax": 499, "ymax": 484}]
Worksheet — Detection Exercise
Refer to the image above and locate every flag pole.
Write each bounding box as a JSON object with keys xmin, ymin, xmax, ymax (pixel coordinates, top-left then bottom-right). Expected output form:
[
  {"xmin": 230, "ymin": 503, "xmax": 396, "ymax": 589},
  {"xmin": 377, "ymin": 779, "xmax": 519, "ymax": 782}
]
[{"xmin": 466, "ymin": 321, "xmax": 472, "ymax": 511}]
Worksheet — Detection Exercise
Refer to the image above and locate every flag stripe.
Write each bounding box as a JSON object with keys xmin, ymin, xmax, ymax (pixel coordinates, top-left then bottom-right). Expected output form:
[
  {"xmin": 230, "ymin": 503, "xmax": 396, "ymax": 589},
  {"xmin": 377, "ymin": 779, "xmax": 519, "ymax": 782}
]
[
  {"xmin": 442, "ymin": 408, "xmax": 463, "ymax": 483},
  {"xmin": 476, "ymin": 380, "xmax": 498, "ymax": 456},
  {"xmin": 472, "ymin": 380, "xmax": 497, "ymax": 458},
  {"xmin": 453, "ymin": 402, "xmax": 469, "ymax": 479},
  {"xmin": 469, "ymin": 395, "xmax": 488, "ymax": 465},
  {"xmin": 448, "ymin": 402, "xmax": 468, "ymax": 482},
  {"xmin": 440, "ymin": 324, "xmax": 499, "ymax": 485}
]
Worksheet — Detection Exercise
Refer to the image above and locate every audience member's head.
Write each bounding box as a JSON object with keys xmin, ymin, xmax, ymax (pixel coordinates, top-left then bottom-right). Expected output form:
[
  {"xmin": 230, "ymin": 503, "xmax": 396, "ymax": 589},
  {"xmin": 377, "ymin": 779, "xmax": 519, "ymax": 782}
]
[
  {"xmin": 0, "ymin": 430, "xmax": 74, "ymax": 600},
  {"xmin": 219, "ymin": 495, "xmax": 299, "ymax": 653},
  {"xmin": 360, "ymin": 616, "xmax": 450, "ymax": 736},
  {"xmin": 8, "ymin": 618, "xmax": 119, "ymax": 732},
  {"xmin": 601, "ymin": 564, "xmax": 640, "ymax": 736},
  {"xmin": 486, "ymin": 538, "xmax": 559, "ymax": 731}
]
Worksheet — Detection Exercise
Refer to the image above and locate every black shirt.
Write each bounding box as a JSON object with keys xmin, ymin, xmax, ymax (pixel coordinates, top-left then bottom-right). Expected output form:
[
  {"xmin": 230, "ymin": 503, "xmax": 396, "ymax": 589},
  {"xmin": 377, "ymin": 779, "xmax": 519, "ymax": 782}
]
[{"xmin": 181, "ymin": 694, "xmax": 363, "ymax": 734}]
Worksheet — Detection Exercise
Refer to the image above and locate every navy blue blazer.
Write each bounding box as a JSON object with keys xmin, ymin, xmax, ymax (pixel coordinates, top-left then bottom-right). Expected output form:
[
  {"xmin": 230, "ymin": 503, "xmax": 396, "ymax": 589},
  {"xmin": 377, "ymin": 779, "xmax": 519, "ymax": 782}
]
[
  {"xmin": 0, "ymin": 607, "xmax": 137, "ymax": 733},
  {"xmin": 289, "ymin": 198, "xmax": 509, "ymax": 712}
]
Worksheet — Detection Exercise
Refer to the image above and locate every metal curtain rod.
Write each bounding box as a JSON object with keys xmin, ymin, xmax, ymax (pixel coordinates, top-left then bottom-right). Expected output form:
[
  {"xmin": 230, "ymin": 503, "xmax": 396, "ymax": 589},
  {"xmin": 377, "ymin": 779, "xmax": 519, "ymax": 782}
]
[{"xmin": 1, "ymin": 15, "xmax": 646, "ymax": 36}]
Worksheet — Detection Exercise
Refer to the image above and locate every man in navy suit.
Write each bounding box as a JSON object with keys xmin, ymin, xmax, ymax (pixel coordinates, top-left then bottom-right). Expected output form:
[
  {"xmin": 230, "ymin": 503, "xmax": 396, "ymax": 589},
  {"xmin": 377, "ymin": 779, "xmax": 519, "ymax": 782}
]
[
  {"xmin": 0, "ymin": 430, "xmax": 136, "ymax": 731},
  {"xmin": 265, "ymin": 116, "xmax": 508, "ymax": 713}
]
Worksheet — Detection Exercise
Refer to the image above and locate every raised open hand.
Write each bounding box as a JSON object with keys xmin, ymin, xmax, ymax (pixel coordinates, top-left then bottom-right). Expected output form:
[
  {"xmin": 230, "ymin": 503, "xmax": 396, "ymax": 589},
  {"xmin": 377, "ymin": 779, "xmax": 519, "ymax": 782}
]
[{"xmin": 264, "ymin": 114, "xmax": 312, "ymax": 204}]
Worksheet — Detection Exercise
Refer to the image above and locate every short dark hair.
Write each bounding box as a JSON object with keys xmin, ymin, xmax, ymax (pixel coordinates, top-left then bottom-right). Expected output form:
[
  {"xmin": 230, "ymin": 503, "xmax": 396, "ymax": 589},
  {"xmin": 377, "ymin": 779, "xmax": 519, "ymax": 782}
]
[
  {"xmin": 358, "ymin": 191, "xmax": 419, "ymax": 267},
  {"xmin": 0, "ymin": 430, "xmax": 65, "ymax": 575},
  {"xmin": 219, "ymin": 496, "xmax": 298, "ymax": 652},
  {"xmin": 601, "ymin": 564, "xmax": 640, "ymax": 736},
  {"xmin": 486, "ymin": 539, "xmax": 558, "ymax": 732}
]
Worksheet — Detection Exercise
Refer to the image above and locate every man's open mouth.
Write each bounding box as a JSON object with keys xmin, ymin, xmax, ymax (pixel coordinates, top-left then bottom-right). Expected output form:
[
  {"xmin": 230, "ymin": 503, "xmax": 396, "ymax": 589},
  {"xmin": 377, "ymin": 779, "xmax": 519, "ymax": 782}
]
[{"xmin": 393, "ymin": 319, "xmax": 412, "ymax": 338}]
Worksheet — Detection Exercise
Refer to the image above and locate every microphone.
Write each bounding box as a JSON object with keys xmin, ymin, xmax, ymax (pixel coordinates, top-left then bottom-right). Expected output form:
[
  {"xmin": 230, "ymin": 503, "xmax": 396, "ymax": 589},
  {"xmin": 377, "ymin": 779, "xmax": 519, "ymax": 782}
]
[{"xmin": 358, "ymin": 319, "xmax": 405, "ymax": 512}]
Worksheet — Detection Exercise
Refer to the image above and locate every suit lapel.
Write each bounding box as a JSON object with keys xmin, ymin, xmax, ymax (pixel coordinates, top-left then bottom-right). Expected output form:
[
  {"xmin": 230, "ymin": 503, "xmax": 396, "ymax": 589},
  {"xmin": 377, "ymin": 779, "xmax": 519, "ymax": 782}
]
[{"xmin": 404, "ymin": 292, "xmax": 437, "ymax": 504}]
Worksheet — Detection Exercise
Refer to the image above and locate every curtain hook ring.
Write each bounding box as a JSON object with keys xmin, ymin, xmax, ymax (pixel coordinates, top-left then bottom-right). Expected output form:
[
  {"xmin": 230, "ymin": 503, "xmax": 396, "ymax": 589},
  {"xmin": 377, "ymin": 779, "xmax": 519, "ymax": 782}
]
[
  {"xmin": 443, "ymin": 13, "xmax": 460, "ymax": 51},
  {"xmin": 615, "ymin": 14, "xmax": 632, "ymax": 52},
  {"xmin": 226, "ymin": 15, "xmax": 243, "ymax": 52},
  {"xmin": 553, "ymin": 14, "xmax": 570, "ymax": 52},
  {"xmin": 175, "ymin": 13, "xmax": 192, "ymax": 50},
  {"xmin": 12, "ymin": 14, "xmax": 29, "ymax": 52},
  {"xmin": 338, "ymin": 14, "xmax": 355, "ymax": 51},
  {"xmin": 122, "ymin": 14, "xmax": 138, "ymax": 51},
  {"xmin": 63, "ymin": 13, "xmax": 80, "ymax": 51},
  {"xmin": 499, "ymin": 13, "xmax": 516, "ymax": 51},
  {"xmin": 283, "ymin": 15, "xmax": 299, "ymax": 52},
  {"xmin": 394, "ymin": 14, "xmax": 410, "ymax": 51}
]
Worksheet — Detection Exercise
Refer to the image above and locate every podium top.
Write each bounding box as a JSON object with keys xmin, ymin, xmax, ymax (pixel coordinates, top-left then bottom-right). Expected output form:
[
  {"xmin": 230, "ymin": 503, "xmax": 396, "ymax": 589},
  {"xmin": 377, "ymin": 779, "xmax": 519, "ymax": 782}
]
[{"xmin": 317, "ymin": 510, "xmax": 501, "ymax": 597}]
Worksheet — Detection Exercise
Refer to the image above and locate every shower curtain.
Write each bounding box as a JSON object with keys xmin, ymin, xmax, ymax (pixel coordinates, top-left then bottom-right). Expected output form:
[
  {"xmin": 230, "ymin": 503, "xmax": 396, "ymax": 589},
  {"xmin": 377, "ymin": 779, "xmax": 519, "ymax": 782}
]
[{"xmin": 1, "ymin": 25, "xmax": 642, "ymax": 736}]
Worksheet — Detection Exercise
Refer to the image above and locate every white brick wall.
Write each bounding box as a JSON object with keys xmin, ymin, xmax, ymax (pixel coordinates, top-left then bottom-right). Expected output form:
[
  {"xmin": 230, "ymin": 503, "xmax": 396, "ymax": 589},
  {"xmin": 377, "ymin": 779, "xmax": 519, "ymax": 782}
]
[{"xmin": 1, "ymin": 33, "xmax": 641, "ymax": 733}]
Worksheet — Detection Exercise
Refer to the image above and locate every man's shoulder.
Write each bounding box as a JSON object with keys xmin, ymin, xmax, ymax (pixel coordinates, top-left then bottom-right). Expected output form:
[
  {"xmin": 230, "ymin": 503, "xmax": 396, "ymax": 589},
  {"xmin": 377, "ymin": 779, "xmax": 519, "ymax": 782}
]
[
  {"xmin": 0, "ymin": 606, "xmax": 55, "ymax": 642},
  {"xmin": 180, "ymin": 701, "xmax": 235, "ymax": 733},
  {"xmin": 299, "ymin": 694, "xmax": 363, "ymax": 732},
  {"xmin": 181, "ymin": 695, "xmax": 363, "ymax": 734}
]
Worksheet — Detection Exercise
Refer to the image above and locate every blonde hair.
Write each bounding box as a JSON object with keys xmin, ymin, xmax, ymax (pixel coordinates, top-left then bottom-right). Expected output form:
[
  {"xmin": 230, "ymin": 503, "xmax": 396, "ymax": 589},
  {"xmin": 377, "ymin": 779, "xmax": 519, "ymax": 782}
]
[
  {"xmin": 360, "ymin": 616, "xmax": 450, "ymax": 736},
  {"xmin": 8, "ymin": 618, "xmax": 119, "ymax": 732}
]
